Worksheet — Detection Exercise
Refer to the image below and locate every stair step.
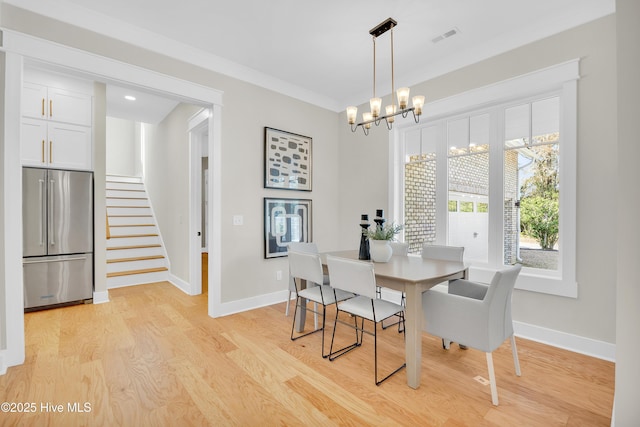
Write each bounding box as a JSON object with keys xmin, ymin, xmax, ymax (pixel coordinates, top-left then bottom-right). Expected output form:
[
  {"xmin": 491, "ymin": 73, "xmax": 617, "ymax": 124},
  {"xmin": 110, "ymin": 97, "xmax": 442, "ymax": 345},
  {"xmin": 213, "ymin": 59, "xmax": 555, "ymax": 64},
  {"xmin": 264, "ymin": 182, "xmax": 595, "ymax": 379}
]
[
  {"xmin": 109, "ymin": 224, "xmax": 155, "ymax": 227},
  {"xmin": 105, "ymin": 182, "xmax": 144, "ymax": 191},
  {"xmin": 109, "ymin": 233, "xmax": 159, "ymax": 238},
  {"xmin": 107, "ymin": 267, "xmax": 168, "ymax": 278},
  {"xmin": 107, "ymin": 197, "xmax": 148, "ymax": 200},
  {"xmin": 106, "ymin": 246, "xmax": 164, "ymax": 260},
  {"xmin": 107, "ymin": 255, "xmax": 165, "ymax": 264},
  {"xmin": 106, "ymin": 176, "xmax": 143, "ymax": 184},
  {"xmin": 107, "ymin": 207, "xmax": 153, "ymax": 216},
  {"xmin": 107, "ymin": 244, "xmax": 162, "ymax": 251}
]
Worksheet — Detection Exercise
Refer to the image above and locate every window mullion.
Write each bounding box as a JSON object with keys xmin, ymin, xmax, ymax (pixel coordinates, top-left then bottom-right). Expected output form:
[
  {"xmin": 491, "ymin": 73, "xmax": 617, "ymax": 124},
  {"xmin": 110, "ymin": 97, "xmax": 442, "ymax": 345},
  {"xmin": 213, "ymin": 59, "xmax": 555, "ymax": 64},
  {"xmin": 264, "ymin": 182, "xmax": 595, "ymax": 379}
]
[
  {"xmin": 435, "ymin": 122, "xmax": 449, "ymax": 245},
  {"xmin": 488, "ymin": 107, "xmax": 504, "ymax": 268}
]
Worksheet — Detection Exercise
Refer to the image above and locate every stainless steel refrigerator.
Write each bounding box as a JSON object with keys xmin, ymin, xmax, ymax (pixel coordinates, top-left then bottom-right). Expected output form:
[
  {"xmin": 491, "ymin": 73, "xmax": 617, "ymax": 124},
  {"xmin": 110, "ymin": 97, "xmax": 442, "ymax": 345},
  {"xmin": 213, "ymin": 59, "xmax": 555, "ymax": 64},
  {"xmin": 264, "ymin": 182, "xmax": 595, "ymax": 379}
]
[{"xmin": 22, "ymin": 167, "xmax": 94, "ymax": 310}]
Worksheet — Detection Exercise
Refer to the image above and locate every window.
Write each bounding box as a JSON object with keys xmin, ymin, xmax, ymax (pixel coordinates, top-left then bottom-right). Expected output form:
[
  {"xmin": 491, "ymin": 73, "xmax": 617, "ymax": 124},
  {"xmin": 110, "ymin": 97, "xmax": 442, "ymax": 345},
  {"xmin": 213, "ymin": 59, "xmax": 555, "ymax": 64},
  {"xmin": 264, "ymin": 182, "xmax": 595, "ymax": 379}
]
[
  {"xmin": 392, "ymin": 61, "xmax": 578, "ymax": 297},
  {"xmin": 504, "ymin": 97, "xmax": 560, "ymax": 271}
]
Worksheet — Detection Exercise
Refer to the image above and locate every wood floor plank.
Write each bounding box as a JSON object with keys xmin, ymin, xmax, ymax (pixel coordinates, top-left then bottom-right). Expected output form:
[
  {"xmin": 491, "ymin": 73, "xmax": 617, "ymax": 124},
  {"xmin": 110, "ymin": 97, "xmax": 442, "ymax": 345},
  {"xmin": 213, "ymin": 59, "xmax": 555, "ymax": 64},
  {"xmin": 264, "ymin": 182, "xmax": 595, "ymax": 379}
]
[{"xmin": 0, "ymin": 282, "xmax": 614, "ymax": 426}]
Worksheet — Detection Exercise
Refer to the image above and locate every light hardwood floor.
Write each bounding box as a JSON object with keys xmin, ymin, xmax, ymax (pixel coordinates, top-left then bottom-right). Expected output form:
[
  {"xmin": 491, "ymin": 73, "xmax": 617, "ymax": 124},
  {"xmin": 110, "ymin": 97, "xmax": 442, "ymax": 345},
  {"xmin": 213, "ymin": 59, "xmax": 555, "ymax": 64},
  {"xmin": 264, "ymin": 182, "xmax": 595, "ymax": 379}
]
[{"xmin": 0, "ymin": 282, "xmax": 613, "ymax": 426}]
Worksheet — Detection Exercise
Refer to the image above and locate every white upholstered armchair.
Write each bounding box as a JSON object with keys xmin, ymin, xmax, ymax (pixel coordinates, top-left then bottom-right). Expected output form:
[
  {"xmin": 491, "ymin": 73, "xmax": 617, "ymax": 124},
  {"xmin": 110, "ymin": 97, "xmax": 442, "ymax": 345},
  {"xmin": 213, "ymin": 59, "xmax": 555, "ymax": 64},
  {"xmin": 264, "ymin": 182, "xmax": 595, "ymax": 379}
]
[{"xmin": 422, "ymin": 264, "xmax": 522, "ymax": 405}]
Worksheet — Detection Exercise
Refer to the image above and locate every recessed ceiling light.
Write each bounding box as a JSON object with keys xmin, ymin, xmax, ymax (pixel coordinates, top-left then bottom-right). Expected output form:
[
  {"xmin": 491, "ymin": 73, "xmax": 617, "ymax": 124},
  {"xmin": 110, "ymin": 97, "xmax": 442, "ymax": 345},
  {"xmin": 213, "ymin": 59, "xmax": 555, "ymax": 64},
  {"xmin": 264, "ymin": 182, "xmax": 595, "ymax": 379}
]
[{"xmin": 124, "ymin": 95, "xmax": 136, "ymax": 101}]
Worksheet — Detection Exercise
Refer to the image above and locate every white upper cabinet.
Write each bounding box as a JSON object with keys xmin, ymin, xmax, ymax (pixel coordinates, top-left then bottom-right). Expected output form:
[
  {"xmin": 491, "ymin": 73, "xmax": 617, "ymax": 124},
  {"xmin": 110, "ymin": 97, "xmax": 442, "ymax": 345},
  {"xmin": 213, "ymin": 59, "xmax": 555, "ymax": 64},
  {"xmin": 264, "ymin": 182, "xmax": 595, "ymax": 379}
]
[
  {"xmin": 23, "ymin": 82, "xmax": 92, "ymax": 126},
  {"xmin": 21, "ymin": 70, "xmax": 94, "ymax": 170}
]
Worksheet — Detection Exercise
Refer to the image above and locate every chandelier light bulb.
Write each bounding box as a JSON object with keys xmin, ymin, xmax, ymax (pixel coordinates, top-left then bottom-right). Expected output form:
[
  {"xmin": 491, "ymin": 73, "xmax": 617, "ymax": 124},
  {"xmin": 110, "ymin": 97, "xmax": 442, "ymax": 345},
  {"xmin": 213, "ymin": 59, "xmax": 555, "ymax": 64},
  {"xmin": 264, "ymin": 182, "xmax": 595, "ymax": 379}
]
[
  {"xmin": 370, "ymin": 97, "xmax": 382, "ymax": 118},
  {"xmin": 347, "ymin": 106, "xmax": 358, "ymax": 125},
  {"xmin": 412, "ymin": 95, "xmax": 425, "ymax": 115},
  {"xmin": 397, "ymin": 87, "xmax": 410, "ymax": 109},
  {"xmin": 363, "ymin": 112, "xmax": 373, "ymax": 129},
  {"xmin": 385, "ymin": 105, "xmax": 397, "ymax": 123}
]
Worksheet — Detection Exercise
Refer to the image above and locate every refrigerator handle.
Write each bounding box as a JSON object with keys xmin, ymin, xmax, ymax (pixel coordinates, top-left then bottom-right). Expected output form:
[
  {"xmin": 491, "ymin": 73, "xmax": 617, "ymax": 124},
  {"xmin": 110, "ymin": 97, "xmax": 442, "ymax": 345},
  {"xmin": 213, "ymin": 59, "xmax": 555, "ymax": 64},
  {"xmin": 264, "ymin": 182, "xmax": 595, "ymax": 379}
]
[
  {"xmin": 39, "ymin": 178, "xmax": 45, "ymax": 246},
  {"xmin": 23, "ymin": 256, "xmax": 88, "ymax": 264},
  {"xmin": 49, "ymin": 178, "xmax": 55, "ymax": 246}
]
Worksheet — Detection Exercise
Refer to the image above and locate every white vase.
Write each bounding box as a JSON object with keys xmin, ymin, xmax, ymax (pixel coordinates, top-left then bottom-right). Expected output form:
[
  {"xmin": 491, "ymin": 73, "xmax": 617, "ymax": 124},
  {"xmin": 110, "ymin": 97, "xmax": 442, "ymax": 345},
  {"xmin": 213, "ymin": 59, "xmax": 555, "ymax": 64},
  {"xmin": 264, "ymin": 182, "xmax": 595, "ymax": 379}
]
[{"xmin": 370, "ymin": 239, "xmax": 393, "ymax": 262}]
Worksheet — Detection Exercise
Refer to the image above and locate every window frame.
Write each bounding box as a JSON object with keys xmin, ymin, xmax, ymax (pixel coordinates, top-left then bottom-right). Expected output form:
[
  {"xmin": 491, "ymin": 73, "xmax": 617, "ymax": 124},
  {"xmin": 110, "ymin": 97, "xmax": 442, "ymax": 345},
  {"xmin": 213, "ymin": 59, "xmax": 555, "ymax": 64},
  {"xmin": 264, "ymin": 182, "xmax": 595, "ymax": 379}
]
[{"xmin": 390, "ymin": 60, "xmax": 578, "ymax": 298}]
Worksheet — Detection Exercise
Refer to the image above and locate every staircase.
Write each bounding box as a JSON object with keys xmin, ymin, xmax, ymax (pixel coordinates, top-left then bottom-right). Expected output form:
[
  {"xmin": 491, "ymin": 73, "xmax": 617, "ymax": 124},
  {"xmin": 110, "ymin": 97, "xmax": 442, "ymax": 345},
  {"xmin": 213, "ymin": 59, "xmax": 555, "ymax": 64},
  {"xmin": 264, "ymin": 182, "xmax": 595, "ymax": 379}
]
[{"xmin": 106, "ymin": 175, "xmax": 169, "ymax": 288}]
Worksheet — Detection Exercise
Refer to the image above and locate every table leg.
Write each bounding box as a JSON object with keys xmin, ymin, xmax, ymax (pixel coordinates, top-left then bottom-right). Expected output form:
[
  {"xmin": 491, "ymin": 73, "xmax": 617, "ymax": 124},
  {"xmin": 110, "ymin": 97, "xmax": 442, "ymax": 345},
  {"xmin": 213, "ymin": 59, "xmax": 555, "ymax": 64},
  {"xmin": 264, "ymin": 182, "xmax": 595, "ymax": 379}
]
[
  {"xmin": 294, "ymin": 279, "xmax": 307, "ymax": 333},
  {"xmin": 404, "ymin": 283, "xmax": 422, "ymax": 389}
]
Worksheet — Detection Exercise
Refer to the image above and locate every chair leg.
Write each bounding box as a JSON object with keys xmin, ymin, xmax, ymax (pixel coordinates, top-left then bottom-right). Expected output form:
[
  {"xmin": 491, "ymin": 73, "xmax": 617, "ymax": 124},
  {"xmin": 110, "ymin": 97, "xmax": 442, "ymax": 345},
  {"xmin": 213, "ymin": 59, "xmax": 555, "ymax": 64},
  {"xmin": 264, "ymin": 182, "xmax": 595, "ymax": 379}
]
[
  {"xmin": 328, "ymin": 310, "xmax": 362, "ymax": 361},
  {"xmin": 486, "ymin": 352, "xmax": 499, "ymax": 406},
  {"xmin": 510, "ymin": 335, "xmax": 521, "ymax": 376},
  {"xmin": 314, "ymin": 302, "xmax": 319, "ymax": 330},
  {"xmin": 290, "ymin": 297, "xmax": 322, "ymax": 342},
  {"xmin": 374, "ymin": 318, "xmax": 406, "ymax": 386},
  {"xmin": 320, "ymin": 305, "xmax": 329, "ymax": 358}
]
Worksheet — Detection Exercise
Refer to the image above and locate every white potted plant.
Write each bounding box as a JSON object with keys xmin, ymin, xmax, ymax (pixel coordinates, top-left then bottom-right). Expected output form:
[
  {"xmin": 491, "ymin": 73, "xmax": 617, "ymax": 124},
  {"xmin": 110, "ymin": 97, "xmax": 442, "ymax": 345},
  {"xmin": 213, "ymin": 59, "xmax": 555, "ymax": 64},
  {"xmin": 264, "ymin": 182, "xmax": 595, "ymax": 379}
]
[{"xmin": 364, "ymin": 222, "xmax": 403, "ymax": 262}]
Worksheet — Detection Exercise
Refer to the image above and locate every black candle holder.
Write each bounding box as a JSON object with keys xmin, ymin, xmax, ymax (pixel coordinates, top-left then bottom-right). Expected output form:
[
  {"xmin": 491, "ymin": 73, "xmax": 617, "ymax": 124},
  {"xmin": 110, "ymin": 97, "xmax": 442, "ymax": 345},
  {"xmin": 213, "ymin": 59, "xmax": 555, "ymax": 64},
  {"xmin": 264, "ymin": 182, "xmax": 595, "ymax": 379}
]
[{"xmin": 359, "ymin": 214, "xmax": 371, "ymax": 260}]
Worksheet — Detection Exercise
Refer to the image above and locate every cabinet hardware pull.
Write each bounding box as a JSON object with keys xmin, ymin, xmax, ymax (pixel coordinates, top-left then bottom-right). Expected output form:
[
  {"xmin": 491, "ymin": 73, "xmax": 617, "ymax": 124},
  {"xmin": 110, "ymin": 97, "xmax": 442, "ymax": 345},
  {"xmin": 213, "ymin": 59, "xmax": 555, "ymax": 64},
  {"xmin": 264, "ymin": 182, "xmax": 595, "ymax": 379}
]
[
  {"xmin": 49, "ymin": 141, "xmax": 52, "ymax": 163},
  {"xmin": 50, "ymin": 100, "xmax": 53, "ymax": 117},
  {"xmin": 42, "ymin": 98, "xmax": 45, "ymax": 116},
  {"xmin": 41, "ymin": 140, "xmax": 45, "ymax": 163}
]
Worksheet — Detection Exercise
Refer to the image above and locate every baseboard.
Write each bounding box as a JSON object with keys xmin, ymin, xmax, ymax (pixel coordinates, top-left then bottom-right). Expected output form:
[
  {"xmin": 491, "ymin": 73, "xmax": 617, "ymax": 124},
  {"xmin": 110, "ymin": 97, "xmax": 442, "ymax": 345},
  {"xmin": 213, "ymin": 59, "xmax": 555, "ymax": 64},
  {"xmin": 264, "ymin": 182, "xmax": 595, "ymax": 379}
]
[
  {"xmin": 168, "ymin": 274, "xmax": 191, "ymax": 294},
  {"xmin": 208, "ymin": 288, "xmax": 616, "ymax": 362},
  {"xmin": 0, "ymin": 352, "xmax": 6, "ymax": 376},
  {"xmin": 215, "ymin": 289, "xmax": 289, "ymax": 318},
  {"xmin": 92, "ymin": 290, "xmax": 110, "ymax": 304},
  {"xmin": 514, "ymin": 320, "xmax": 616, "ymax": 362}
]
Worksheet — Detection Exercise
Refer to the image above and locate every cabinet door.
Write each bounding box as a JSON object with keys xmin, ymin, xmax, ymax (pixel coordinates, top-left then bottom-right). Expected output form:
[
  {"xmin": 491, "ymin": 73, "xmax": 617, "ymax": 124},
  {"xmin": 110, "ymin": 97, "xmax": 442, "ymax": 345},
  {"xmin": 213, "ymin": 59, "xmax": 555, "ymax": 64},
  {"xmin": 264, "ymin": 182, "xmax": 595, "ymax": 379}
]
[
  {"xmin": 48, "ymin": 88, "xmax": 92, "ymax": 126},
  {"xmin": 22, "ymin": 82, "xmax": 48, "ymax": 119},
  {"xmin": 48, "ymin": 123, "xmax": 92, "ymax": 170},
  {"xmin": 21, "ymin": 118, "xmax": 48, "ymax": 167}
]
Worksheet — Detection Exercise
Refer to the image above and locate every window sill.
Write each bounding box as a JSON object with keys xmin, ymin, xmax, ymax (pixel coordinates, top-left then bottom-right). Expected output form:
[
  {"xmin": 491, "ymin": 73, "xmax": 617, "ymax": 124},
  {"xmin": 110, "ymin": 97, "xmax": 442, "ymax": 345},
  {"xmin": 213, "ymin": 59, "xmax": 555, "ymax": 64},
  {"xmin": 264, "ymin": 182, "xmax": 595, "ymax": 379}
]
[{"xmin": 468, "ymin": 265, "xmax": 577, "ymax": 298}]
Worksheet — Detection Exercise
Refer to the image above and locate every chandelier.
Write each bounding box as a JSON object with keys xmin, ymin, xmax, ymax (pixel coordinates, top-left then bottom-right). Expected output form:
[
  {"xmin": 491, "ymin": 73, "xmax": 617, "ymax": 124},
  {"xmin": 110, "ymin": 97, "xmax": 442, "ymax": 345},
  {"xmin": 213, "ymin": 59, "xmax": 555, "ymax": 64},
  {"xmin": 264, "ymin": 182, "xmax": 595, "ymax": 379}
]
[{"xmin": 347, "ymin": 18, "xmax": 425, "ymax": 135}]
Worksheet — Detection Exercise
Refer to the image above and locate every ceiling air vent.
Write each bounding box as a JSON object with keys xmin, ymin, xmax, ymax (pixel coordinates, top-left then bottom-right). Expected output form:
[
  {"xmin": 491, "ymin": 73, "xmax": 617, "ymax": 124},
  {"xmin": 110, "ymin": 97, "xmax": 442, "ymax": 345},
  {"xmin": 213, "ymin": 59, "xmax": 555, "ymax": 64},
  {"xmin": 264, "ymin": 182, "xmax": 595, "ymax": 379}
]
[{"xmin": 431, "ymin": 27, "xmax": 460, "ymax": 44}]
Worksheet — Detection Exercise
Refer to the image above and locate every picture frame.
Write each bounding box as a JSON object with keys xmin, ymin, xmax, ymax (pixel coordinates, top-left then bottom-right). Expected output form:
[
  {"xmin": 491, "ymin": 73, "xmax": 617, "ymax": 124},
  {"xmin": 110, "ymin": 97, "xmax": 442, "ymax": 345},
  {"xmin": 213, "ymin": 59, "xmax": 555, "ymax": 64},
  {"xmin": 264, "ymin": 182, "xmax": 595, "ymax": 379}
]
[
  {"xmin": 264, "ymin": 197, "xmax": 312, "ymax": 258},
  {"xmin": 264, "ymin": 127, "xmax": 312, "ymax": 191}
]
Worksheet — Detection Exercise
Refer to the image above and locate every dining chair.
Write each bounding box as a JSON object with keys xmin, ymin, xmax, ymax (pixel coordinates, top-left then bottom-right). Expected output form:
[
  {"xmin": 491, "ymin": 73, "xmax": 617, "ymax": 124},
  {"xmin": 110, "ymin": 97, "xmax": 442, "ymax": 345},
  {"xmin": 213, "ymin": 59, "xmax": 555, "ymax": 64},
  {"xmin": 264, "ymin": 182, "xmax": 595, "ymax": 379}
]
[
  {"xmin": 285, "ymin": 242, "xmax": 328, "ymax": 329},
  {"xmin": 289, "ymin": 250, "xmax": 354, "ymax": 358},
  {"xmin": 422, "ymin": 264, "xmax": 522, "ymax": 405},
  {"xmin": 326, "ymin": 255, "xmax": 406, "ymax": 385},
  {"xmin": 421, "ymin": 243, "xmax": 465, "ymax": 346}
]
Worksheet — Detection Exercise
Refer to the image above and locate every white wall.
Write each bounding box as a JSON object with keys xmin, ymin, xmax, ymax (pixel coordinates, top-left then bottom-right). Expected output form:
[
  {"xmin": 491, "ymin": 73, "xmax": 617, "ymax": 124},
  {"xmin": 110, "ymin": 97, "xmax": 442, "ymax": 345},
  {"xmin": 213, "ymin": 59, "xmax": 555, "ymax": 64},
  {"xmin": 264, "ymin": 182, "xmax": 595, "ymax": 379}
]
[
  {"xmin": 105, "ymin": 116, "xmax": 136, "ymax": 176},
  {"xmin": 0, "ymin": 51, "xmax": 6, "ymax": 355},
  {"xmin": 339, "ymin": 15, "xmax": 618, "ymax": 345},
  {"xmin": 143, "ymin": 103, "xmax": 200, "ymax": 283}
]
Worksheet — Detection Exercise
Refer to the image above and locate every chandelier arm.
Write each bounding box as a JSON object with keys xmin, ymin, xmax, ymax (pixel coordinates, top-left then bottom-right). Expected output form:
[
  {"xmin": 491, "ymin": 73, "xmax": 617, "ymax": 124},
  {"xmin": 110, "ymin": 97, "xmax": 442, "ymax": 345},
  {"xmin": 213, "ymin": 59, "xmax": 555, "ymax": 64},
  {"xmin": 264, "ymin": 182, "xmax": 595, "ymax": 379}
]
[
  {"xmin": 355, "ymin": 107, "xmax": 414, "ymax": 127},
  {"xmin": 372, "ymin": 36, "xmax": 376, "ymax": 99},
  {"xmin": 391, "ymin": 27, "xmax": 395, "ymax": 108}
]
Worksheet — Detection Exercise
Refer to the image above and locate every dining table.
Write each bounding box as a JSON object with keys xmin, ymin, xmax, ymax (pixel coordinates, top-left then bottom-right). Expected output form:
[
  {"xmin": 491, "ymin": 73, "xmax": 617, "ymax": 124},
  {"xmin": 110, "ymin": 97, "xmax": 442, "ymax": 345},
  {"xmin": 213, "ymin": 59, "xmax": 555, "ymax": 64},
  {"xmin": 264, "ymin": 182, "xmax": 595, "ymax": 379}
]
[{"xmin": 315, "ymin": 249, "xmax": 468, "ymax": 389}]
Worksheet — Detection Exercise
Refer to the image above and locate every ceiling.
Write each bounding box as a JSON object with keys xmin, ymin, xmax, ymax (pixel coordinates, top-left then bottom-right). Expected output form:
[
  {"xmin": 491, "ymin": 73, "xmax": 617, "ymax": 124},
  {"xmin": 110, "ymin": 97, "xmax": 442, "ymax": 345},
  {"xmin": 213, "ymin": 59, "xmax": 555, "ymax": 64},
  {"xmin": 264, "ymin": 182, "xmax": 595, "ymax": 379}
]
[{"xmin": 5, "ymin": 0, "xmax": 615, "ymax": 119}]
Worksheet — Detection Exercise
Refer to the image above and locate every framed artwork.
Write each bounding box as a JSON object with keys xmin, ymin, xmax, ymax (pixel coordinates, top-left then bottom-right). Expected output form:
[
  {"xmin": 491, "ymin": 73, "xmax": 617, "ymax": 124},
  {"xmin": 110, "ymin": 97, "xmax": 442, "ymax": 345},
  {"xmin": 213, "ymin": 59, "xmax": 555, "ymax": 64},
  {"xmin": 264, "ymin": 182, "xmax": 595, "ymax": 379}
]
[
  {"xmin": 264, "ymin": 197, "xmax": 312, "ymax": 258},
  {"xmin": 264, "ymin": 127, "xmax": 312, "ymax": 191}
]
